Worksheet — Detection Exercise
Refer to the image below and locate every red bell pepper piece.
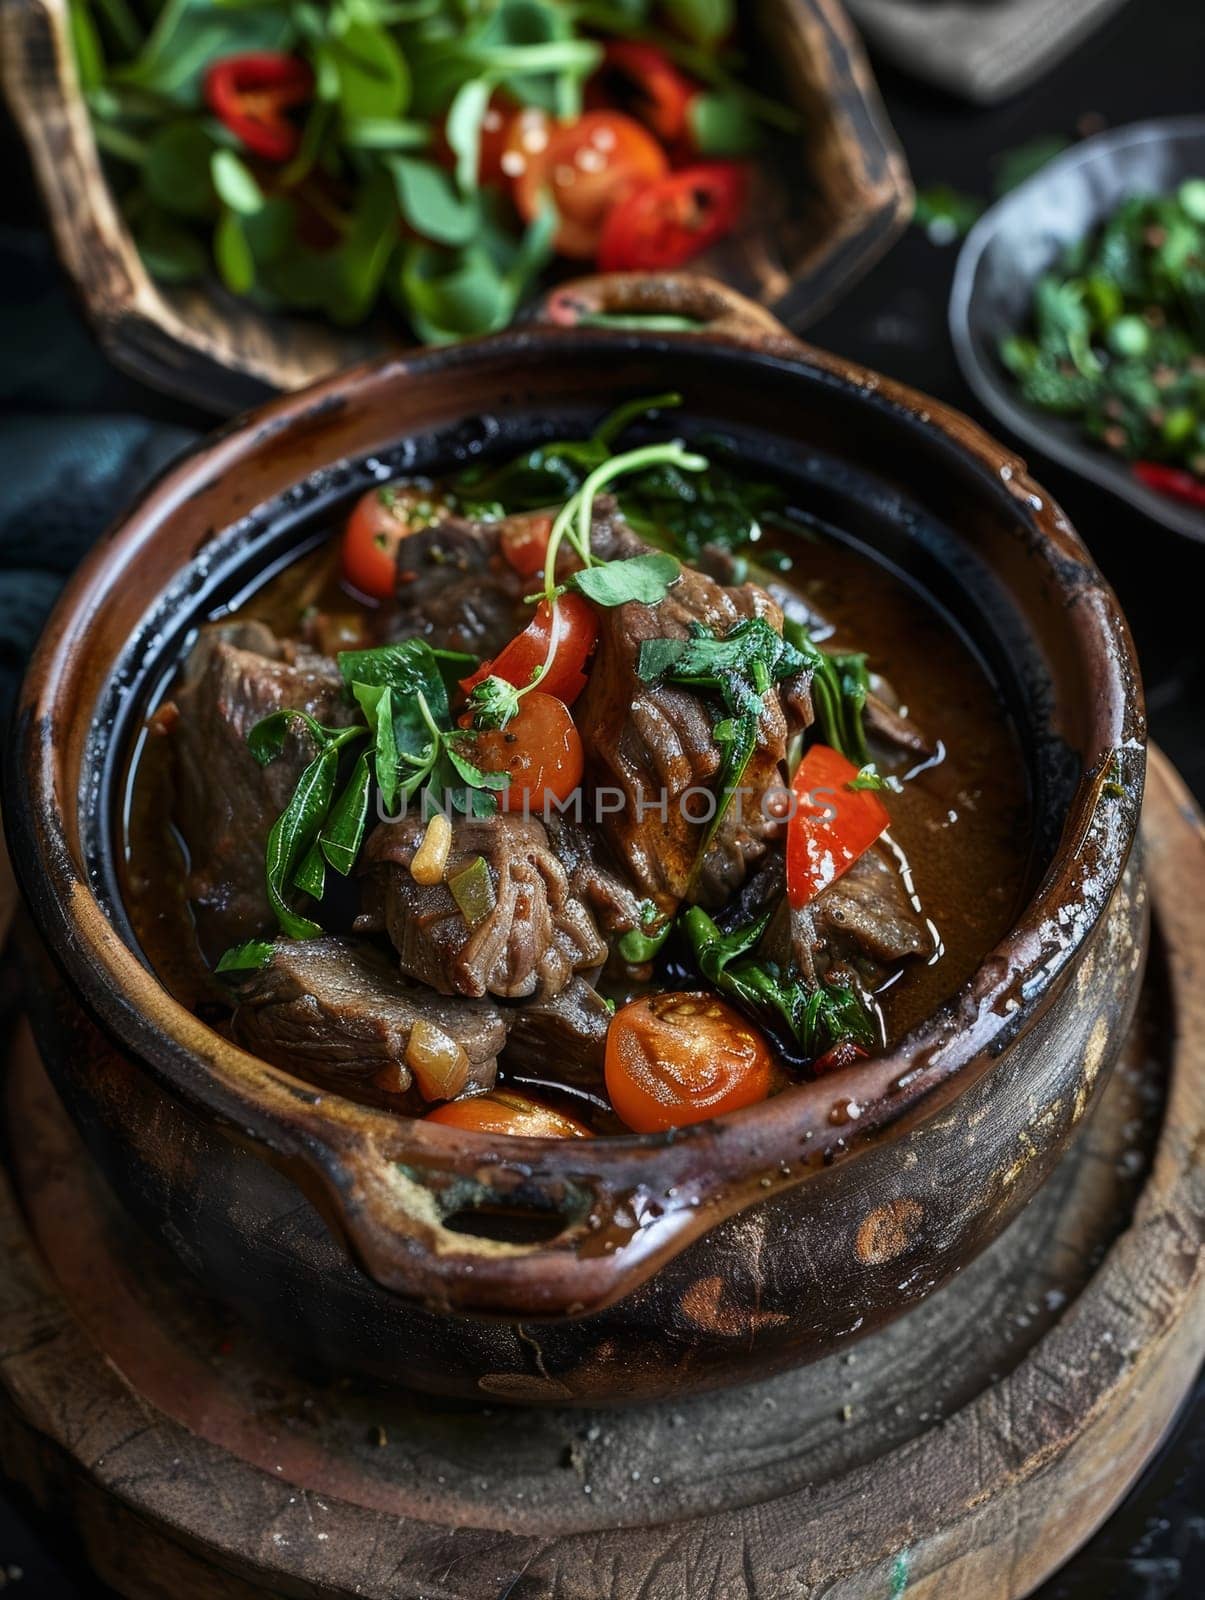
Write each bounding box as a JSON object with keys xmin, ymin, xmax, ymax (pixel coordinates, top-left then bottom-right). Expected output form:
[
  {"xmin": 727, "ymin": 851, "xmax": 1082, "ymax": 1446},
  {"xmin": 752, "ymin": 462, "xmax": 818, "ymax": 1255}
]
[
  {"xmin": 204, "ymin": 53, "xmax": 314, "ymax": 164},
  {"xmin": 786, "ymin": 744, "xmax": 890, "ymax": 910},
  {"xmin": 1133, "ymin": 460, "xmax": 1205, "ymax": 509}
]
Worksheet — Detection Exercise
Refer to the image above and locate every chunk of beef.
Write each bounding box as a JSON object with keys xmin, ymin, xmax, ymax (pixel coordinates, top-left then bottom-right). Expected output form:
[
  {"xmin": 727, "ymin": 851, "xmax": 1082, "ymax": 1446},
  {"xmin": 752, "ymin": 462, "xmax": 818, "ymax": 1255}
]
[
  {"xmin": 503, "ymin": 976, "xmax": 612, "ymax": 1085},
  {"xmin": 231, "ymin": 937, "xmax": 506, "ymax": 1103},
  {"xmin": 544, "ymin": 814, "xmax": 644, "ymax": 937},
  {"xmin": 788, "ymin": 843, "xmax": 934, "ymax": 991},
  {"xmin": 387, "ymin": 517, "xmax": 525, "ymax": 657},
  {"xmin": 575, "ymin": 515, "xmax": 789, "ymax": 913},
  {"xmin": 170, "ymin": 621, "xmax": 354, "ymax": 952},
  {"xmin": 360, "ymin": 814, "xmax": 607, "ymax": 1002}
]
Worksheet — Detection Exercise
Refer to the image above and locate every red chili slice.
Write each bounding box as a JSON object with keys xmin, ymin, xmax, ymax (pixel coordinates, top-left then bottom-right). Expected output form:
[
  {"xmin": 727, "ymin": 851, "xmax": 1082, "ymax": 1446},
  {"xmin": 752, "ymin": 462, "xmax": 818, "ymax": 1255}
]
[
  {"xmin": 204, "ymin": 53, "xmax": 314, "ymax": 164},
  {"xmin": 590, "ymin": 41, "xmax": 697, "ymax": 145},
  {"xmin": 1133, "ymin": 460, "xmax": 1205, "ymax": 509},
  {"xmin": 786, "ymin": 744, "xmax": 890, "ymax": 910},
  {"xmin": 596, "ymin": 162, "xmax": 748, "ymax": 272}
]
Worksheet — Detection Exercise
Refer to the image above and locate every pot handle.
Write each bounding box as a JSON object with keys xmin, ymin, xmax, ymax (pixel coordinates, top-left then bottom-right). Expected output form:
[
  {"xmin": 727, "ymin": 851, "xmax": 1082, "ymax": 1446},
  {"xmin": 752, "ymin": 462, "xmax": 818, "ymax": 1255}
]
[
  {"xmin": 536, "ymin": 271, "xmax": 803, "ymax": 351},
  {"xmin": 296, "ymin": 1107, "xmax": 743, "ymax": 1321}
]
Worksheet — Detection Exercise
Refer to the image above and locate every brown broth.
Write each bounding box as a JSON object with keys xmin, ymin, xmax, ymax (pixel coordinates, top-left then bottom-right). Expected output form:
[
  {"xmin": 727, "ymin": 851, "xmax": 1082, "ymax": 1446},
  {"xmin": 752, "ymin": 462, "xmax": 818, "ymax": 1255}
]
[{"xmin": 119, "ymin": 514, "xmax": 1031, "ymax": 1090}]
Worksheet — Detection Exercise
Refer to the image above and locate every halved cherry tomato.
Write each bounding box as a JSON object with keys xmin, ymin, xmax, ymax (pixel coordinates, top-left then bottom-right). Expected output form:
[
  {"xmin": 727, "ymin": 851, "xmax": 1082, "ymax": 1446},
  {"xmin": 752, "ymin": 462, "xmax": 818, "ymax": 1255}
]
[
  {"xmin": 590, "ymin": 41, "xmax": 697, "ymax": 144},
  {"xmin": 605, "ymin": 992, "xmax": 773, "ymax": 1133},
  {"xmin": 786, "ymin": 744, "xmax": 889, "ymax": 910},
  {"xmin": 498, "ymin": 511, "xmax": 555, "ymax": 578},
  {"xmin": 426, "ymin": 1089, "xmax": 593, "ymax": 1139},
  {"xmin": 460, "ymin": 594, "xmax": 597, "ymax": 707},
  {"xmin": 341, "ymin": 484, "xmax": 446, "ymax": 601},
  {"xmin": 597, "ymin": 162, "xmax": 748, "ymax": 272},
  {"xmin": 514, "ymin": 111, "xmax": 668, "ymax": 260},
  {"xmin": 472, "ymin": 692, "xmax": 584, "ymax": 813},
  {"xmin": 204, "ymin": 53, "xmax": 313, "ymax": 164}
]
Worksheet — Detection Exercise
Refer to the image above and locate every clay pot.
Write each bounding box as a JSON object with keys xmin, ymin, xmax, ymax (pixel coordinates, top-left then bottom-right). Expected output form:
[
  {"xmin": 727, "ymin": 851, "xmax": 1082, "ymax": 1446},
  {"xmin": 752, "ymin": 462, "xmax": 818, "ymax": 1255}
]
[{"xmin": 5, "ymin": 275, "xmax": 1146, "ymax": 1405}]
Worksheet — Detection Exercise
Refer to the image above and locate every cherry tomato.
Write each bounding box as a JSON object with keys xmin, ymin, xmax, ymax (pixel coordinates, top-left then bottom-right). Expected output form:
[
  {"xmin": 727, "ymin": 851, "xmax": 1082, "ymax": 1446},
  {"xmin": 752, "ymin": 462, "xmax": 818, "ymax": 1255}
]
[
  {"xmin": 597, "ymin": 162, "xmax": 748, "ymax": 272},
  {"xmin": 203, "ymin": 53, "xmax": 313, "ymax": 164},
  {"xmin": 426, "ymin": 1089, "xmax": 593, "ymax": 1139},
  {"xmin": 590, "ymin": 41, "xmax": 697, "ymax": 144},
  {"xmin": 786, "ymin": 744, "xmax": 890, "ymax": 910},
  {"xmin": 341, "ymin": 484, "xmax": 446, "ymax": 600},
  {"xmin": 514, "ymin": 111, "xmax": 668, "ymax": 260},
  {"xmin": 498, "ymin": 511, "xmax": 555, "ymax": 578},
  {"xmin": 460, "ymin": 594, "xmax": 597, "ymax": 707},
  {"xmin": 472, "ymin": 692, "xmax": 584, "ymax": 813},
  {"xmin": 605, "ymin": 992, "xmax": 773, "ymax": 1133}
]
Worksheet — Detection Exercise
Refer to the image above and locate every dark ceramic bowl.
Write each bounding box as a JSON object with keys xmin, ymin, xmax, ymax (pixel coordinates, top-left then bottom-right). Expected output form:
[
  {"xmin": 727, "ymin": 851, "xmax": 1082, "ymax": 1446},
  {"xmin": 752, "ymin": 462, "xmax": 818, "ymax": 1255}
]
[
  {"xmin": 6, "ymin": 274, "xmax": 1147, "ymax": 1406},
  {"xmin": 950, "ymin": 117, "xmax": 1205, "ymax": 543}
]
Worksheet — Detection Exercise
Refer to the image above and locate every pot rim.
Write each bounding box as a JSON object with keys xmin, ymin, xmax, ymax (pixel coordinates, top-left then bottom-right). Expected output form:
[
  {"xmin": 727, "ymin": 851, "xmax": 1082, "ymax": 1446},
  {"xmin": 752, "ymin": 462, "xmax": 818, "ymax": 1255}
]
[{"xmin": 6, "ymin": 319, "xmax": 1146, "ymax": 1317}]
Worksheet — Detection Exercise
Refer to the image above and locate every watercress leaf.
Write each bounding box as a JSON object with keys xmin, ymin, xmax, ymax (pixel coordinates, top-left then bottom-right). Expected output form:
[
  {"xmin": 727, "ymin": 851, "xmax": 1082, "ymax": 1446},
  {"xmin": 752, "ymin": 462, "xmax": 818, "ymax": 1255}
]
[
  {"xmin": 116, "ymin": 4, "xmax": 294, "ymax": 105},
  {"xmin": 660, "ymin": 0, "xmax": 734, "ymax": 46},
  {"xmin": 399, "ymin": 240, "xmax": 515, "ymax": 343},
  {"xmin": 214, "ymin": 938, "xmax": 275, "ymax": 975},
  {"xmin": 388, "ymin": 155, "xmax": 480, "ymax": 246},
  {"xmin": 329, "ymin": 15, "xmax": 410, "ymax": 119},
  {"xmin": 321, "ymin": 166, "xmax": 398, "ymax": 326},
  {"xmin": 567, "ymin": 551, "xmax": 681, "ymax": 607},
  {"xmin": 134, "ymin": 210, "xmax": 209, "ymax": 283},
  {"xmin": 145, "ymin": 121, "xmax": 217, "ymax": 218},
  {"xmin": 214, "ymin": 209, "xmax": 255, "ymax": 295},
  {"xmin": 211, "ymin": 148, "xmax": 263, "ymax": 215},
  {"xmin": 320, "ymin": 749, "xmax": 373, "ymax": 873},
  {"xmin": 343, "ymin": 116, "xmax": 432, "ymax": 150},
  {"xmin": 446, "ymin": 75, "xmax": 493, "ymax": 193},
  {"xmin": 689, "ymin": 89, "xmax": 761, "ymax": 156}
]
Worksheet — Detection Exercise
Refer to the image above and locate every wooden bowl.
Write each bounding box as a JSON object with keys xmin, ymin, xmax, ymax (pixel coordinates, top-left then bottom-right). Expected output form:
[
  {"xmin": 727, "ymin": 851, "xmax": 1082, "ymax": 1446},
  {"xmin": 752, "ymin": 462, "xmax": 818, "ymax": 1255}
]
[
  {"xmin": 4, "ymin": 276, "xmax": 1146, "ymax": 1406},
  {"xmin": 1, "ymin": 0, "xmax": 912, "ymax": 414}
]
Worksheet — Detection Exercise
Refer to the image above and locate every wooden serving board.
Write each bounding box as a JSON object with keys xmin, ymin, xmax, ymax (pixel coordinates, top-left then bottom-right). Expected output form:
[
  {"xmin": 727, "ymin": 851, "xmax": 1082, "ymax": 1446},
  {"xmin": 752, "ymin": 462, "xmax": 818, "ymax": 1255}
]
[{"xmin": 0, "ymin": 745, "xmax": 1201, "ymax": 1600}]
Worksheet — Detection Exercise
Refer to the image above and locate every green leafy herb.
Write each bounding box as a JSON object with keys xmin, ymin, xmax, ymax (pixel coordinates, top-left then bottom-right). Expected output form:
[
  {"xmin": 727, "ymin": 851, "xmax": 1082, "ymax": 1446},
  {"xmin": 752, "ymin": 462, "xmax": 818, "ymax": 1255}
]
[
  {"xmin": 214, "ymin": 939, "xmax": 275, "ymax": 975},
  {"xmin": 912, "ymin": 184, "xmax": 983, "ymax": 245},
  {"xmin": 565, "ymin": 550, "xmax": 682, "ymax": 607},
  {"xmin": 781, "ymin": 618, "xmax": 870, "ymax": 767},
  {"xmin": 681, "ymin": 906, "xmax": 877, "ymax": 1061},
  {"xmin": 999, "ymin": 181, "xmax": 1205, "ymax": 481},
  {"xmin": 76, "ymin": 3, "xmax": 789, "ymax": 340},
  {"xmin": 638, "ymin": 616, "xmax": 806, "ymax": 880}
]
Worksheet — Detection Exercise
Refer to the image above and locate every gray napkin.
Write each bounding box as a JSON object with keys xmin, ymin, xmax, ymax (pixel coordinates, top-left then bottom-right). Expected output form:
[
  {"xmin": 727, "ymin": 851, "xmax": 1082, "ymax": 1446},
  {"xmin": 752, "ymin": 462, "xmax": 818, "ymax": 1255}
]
[{"xmin": 844, "ymin": 0, "xmax": 1132, "ymax": 103}]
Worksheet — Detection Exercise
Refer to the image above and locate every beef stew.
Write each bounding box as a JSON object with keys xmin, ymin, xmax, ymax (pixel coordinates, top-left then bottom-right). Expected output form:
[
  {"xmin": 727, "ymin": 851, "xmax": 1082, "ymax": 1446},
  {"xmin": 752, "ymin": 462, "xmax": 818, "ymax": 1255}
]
[{"xmin": 120, "ymin": 398, "xmax": 1030, "ymax": 1137}]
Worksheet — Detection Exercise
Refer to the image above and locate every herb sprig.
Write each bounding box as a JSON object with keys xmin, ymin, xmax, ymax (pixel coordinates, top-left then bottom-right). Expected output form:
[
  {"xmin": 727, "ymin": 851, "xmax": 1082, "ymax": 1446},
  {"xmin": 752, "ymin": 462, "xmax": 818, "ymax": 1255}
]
[
  {"xmin": 231, "ymin": 636, "xmax": 507, "ymax": 963},
  {"xmin": 637, "ymin": 615, "xmax": 805, "ymax": 884},
  {"xmin": 682, "ymin": 906, "xmax": 877, "ymax": 1062}
]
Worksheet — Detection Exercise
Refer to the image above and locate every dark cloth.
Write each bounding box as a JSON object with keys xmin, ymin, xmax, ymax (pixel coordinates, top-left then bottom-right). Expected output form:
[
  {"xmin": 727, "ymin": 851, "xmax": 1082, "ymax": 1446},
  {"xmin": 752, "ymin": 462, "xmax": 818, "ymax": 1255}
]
[{"xmin": 0, "ymin": 230, "xmax": 196, "ymax": 732}]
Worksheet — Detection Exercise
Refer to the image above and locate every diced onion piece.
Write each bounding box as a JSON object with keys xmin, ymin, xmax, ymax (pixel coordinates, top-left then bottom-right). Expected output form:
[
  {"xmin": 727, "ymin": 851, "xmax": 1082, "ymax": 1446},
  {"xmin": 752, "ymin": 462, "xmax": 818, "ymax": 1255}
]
[
  {"xmin": 411, "ymin": 812, "xmax": 453, "ymax": 885},
  {"xmin": 406, "ymin": 1020, "xmax": 471, "ymax": 1101}
]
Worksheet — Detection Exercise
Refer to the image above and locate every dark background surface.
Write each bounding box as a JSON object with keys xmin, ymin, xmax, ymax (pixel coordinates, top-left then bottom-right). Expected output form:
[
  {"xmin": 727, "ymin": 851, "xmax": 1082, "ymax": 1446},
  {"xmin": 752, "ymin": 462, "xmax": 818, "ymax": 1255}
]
[{"xmin": 0, "ymin": 0, "xmax": 1202, "ymax": 1593}]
